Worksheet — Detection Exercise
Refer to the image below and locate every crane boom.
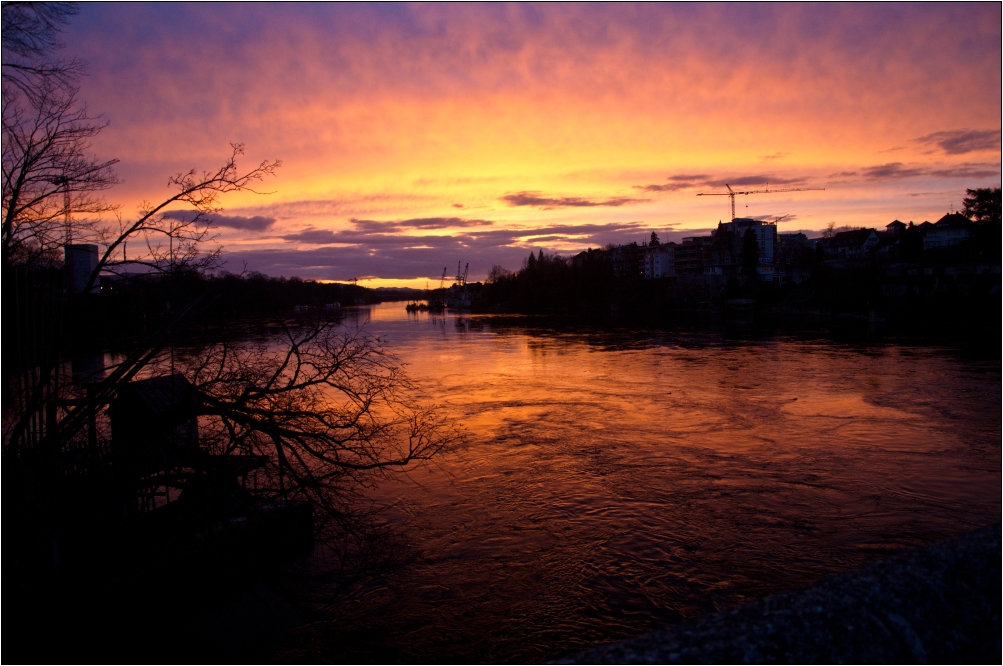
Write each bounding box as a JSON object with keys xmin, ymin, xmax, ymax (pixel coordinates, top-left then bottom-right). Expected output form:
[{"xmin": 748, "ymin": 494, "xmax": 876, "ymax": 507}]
[{"xmin": 697, "ymin": 183, "xmax": 824, "ymax": 221}]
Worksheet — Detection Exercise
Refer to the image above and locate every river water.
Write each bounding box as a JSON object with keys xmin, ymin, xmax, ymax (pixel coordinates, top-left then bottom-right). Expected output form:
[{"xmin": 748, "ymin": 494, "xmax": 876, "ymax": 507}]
[{"xmin": 273, "ymin": 303, "xmax": 1000, "ymax": 663}]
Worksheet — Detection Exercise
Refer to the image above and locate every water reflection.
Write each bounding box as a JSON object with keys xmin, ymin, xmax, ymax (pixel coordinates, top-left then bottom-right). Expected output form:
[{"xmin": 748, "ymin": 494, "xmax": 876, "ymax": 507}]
[{"xmin": 278, "ymin": 303, "xmax": 1001, "ymax": 663}]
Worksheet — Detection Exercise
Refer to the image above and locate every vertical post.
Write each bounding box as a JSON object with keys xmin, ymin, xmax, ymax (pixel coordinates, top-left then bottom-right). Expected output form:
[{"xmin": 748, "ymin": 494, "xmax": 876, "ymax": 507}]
[
  {"xmin": 64, "ymin": 188, "xmax": 71, "ymax": 245},
  {"xmin": 85, "ymin": 386, "xmax": 98, "ymax": 461},
  {"xmin": 46, "ymin": 402, "xmax": 58, "ymax": 438}
]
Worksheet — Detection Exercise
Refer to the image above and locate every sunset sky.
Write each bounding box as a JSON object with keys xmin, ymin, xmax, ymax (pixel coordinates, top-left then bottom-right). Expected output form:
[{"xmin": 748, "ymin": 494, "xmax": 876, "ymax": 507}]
[{"xmin": 64, "ymin": 3, "xmax": 1001, "ymax": 286}]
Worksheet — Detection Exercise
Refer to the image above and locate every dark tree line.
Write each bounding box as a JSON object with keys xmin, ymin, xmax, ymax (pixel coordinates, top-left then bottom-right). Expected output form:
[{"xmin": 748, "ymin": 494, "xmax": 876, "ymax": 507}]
[
  {"xmin": 963, "ymin": 187, "xmax": 1001, "ymax": 225},
  {"xmin": 958, "ymin": 187, "xmax": 1002, "ymax": 264},
  {"xmin": 57, "ymin": 270, "xmax": 371, "ymax": 345},
  {"xmin": 476, "ymin": 186, "xmax": 1001, "ymax": 325},
  {"xmin": 478, "ymin": 248, "xmax": 696, "ymax": 317}
]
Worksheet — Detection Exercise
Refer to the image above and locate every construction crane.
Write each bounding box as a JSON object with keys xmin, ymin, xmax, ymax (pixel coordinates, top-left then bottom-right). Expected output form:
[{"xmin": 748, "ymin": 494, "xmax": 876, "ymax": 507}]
[
  {"xmin": 697, "ymin": 184, "xmax": 824, "ymax": 221},
  {"xmin": 439, "ymin": 267, "xmax": 448, "ymax": 291},
  {"xmin": 454, "ymin": 261, "xmax": 469, "ymax": 287}
]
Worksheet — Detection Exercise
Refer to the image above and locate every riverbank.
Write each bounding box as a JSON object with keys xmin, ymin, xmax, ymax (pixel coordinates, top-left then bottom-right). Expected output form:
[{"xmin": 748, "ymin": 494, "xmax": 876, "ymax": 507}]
[
  {"xmin": 470, "ymin": 254, "xmax": 1001, "ymax": 347},
  {"xmin": 560, "ymin": 522, "xmax": 1001, "ymax": 664}
]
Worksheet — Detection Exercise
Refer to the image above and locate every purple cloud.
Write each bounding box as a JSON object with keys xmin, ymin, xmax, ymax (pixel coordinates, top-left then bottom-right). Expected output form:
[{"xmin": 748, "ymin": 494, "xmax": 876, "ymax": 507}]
[
  {"xmin": 928, "ymin": 163, "xmax": 1001, "ymax": 179},
  {"xmin": 915, "ymin": 129, "xmax": 1002, "ymax": 155},
  {"xmin": 500, "ymin": 191, "xmax": 649, "ymax": 208},
  {"xmin": 706, "ymin": 175, "xmax": 806, "ymax": 187},
  {"xmin": 350, "ymin": 217, "xmax": 493, "ymax": 233},
  {"xmin": 861, "ymin": 162, "xmax": 927, "ymax": 180},
  {"xmin": 634, "ymin": 173, "xmax": 808, "ymax": 192},
  {"xmin": 161, "ymin": 210, "xmax": 277, "ymax": 231},
  {"xmin": 281, "ymin": 228, "xmax": 345, "ymax": 244}
]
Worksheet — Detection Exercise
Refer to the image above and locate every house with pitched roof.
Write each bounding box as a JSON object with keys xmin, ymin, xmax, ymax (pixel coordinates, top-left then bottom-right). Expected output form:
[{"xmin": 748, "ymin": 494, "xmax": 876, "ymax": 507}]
[
  {"xmin": 923, "ymin": 213, "xmax": 973, "ymax": 250},
  {"xmin": 830, "ymin": 229, "xmax": 880, "ymax": 259}
]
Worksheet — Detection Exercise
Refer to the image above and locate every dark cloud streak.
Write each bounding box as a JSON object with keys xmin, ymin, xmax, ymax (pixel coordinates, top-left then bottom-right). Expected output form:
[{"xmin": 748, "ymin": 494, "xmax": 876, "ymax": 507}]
[
  {"xmin": 634, "ymin": 173, "xmax": 807, "ymax": 192},
  {"xmin": 634, "ymin": 182, "xmax": 692, "ymax": 192},
  {"xmin": 708, "ymin": 175, "xmax": 806, "ymax": 187},
  {"xmin": 860, "ymin": 161, "xmax": 1000, "ymax": 181},
  {"xmin": 350, "ymin": 216, "xmax": 493, "ymax": 233},
  {"xmin": 928, "ymin": 163, "xmax": 1000, "ymax": 179},
  {"xmin": 915, "ymin": 129, "xmax": 1002, "ymax": 155},
  {"xmin": 162, "ymin": 210, "xmax": 277, "ymax": 231},
  {"xmin": 500, "ymin": 191, "xmax": 648, "ymax": 208},
  {"xmin": 281, "ymin": 229, "xmax": 347, "ymax": 244},
  {"xmin": 861, "ymin": 162, "xmax": 927, "ymax": 180}
]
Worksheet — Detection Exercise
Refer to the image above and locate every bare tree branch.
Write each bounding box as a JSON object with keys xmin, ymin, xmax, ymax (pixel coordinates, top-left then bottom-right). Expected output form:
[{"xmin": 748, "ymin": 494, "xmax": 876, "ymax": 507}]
[
  {"xmin": 83, "ymin": 143, "xmax": 281, "ymax": 292},
  {"xmin": 179, "ymin": 317, "xmax": 458, "ymax": 520},
  {"xmin": 2, "ymin": 84, "xmax": 119, "ymax": 265},
  {"xmin": 1, "ymin": 2, "xmax": 84, "ymax": 103}
]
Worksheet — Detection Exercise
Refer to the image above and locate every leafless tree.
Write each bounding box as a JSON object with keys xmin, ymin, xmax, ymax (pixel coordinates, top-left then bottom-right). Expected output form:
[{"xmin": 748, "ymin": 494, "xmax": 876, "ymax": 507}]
[
  {"xmin": 2, "ymin": 5, "xmax": 282, "ymax": 452},
  {"xmin": 487, "ymin": 264, "xmax": 513, "ymax": 283},
  {"xmin": 84, "ymin": 143, "xmax": 279, "ymax": 292},
  {"xmin": 2, "ymin": 2, "xmax": 118, "ymax": 267},
  {"xmin": 182, "ymin": 318, "xmax": 455, "ymax": 523},
  {"xmin": 1, "ymin": 2, "xmax": 83, "ymax": 101},
  {"xmin": 2, "ymin": 5, "xmax": 279, "ymax": 282},
  {"xmin": 4, "ymin": 4, "xmax": 454, "ymax": 582},
  {"xmin": 4, "ymin": 141, "xmax": 281, "ymax": 458},
  {"xmin": 2, "ymin": 83, "xmax": 119, "ymax": 266}
]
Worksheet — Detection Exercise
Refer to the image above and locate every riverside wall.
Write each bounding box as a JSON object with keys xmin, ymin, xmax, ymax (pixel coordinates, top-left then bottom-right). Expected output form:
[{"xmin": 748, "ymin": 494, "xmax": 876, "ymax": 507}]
[{"xmin": 559, "ymin": 523, "xmax": 1001, "ymax": 664}]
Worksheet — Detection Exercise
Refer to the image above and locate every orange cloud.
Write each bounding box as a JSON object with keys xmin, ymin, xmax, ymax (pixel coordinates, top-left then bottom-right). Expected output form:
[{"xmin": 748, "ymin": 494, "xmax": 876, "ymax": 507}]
[{"xmin": 62, "ymin": 4, "xmax": 1001, "ymax": 283}]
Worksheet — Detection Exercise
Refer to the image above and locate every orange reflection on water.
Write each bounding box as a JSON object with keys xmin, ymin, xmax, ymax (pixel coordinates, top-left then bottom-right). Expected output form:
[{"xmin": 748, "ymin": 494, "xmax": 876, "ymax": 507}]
[{"xmin": 299, "ymin": 303, "xmax": 1001, "ymax": 663}]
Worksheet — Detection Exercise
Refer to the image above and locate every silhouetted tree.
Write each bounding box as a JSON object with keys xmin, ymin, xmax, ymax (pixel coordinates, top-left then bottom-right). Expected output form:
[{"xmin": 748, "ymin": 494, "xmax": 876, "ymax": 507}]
[
  {"xmin": 962, "ymin": 187, "xmax": 1001, "ymax": 225},
  {"xmin": 186, "ymin": 319, "xmax": 455, "ymax": 523},
  {"xmin": 4, "ymin": 5, "xmax": 451, "ymax": 583},
  {"xmin": 650, "ymin": 231, "xmax": 660, "ymax": 246},
  {"xmin": 959, "ymin": 188, "xmax": 1002, "ymax": 264},
  {"xmin": 487, "ymin": 264, "xmax": 512, "ymax": 283},
  {"xmin": 2, "ymin": 2, "xmax": 118, "ymax": 267},
  {"xmin": 83, "ymin": 143, "xmax": 279, "ymax": 292},
  {"xmin": 901, "ymin": 222, "xmax": 923, "ymax": 262},
  {"xmin": 1, "ymin": 2, "xmax": 82, "ymax": 102},
  {"xmin": 6, "ymin": 142, "xmax": 280, "ymax": 455}
]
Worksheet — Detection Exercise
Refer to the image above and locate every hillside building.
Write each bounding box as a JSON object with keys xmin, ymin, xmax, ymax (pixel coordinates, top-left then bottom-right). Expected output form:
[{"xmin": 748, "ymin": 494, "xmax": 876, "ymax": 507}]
[
  {"xmin": 923, "ymin": 213, "xmax": 972, "ymax": 250},
  {"xmin": 643, "ymin": 242, "xmax": 676, "ymax": 279}
]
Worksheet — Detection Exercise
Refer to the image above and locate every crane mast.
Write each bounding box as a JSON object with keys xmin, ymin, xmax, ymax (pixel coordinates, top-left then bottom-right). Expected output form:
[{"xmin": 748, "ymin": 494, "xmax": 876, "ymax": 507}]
[{"xmin": 697, "ymin": 183, "xmax": 824, "ymax": 221}]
